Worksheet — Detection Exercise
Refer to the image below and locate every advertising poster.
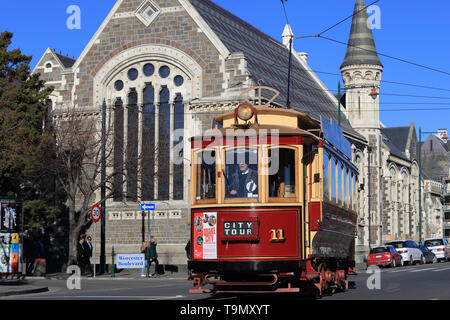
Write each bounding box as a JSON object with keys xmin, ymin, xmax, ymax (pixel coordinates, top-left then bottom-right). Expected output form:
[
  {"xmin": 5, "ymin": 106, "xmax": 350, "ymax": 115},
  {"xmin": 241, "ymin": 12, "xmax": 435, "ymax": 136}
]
[
  {"xmin": 193, "ymin": 212, "xmax": 217, "ymax": 260},
  {"xmin": 0, "ymin": 202, "xmax": 22, "ymax": 233}
]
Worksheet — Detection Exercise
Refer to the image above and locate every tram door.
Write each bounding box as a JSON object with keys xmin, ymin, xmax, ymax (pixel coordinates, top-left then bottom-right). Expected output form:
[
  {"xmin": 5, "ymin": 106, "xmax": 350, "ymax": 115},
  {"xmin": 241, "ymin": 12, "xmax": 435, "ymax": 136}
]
[{"xmin": 302, "ymin": 144, "xmax": 313, "ymax": 260}]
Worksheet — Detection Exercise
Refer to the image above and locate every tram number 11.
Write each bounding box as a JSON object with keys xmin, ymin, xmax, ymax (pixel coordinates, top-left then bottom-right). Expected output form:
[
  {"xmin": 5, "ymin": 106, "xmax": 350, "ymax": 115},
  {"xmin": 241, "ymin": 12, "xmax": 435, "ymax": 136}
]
[{"xmin": 269, "ymin": 229, "xmax": 285, "ymax": 243}]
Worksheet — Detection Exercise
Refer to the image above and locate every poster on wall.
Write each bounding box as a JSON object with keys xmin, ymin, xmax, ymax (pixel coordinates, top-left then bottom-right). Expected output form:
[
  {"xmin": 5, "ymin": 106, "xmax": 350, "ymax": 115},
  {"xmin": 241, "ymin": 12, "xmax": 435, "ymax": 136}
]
[
  {"xmin": 0, "ymin": 202, "xmax": 22, "ymax": 232},
  {"xmin": 193, "ymin": 212, "xmax": 217, "ymax": 260}
]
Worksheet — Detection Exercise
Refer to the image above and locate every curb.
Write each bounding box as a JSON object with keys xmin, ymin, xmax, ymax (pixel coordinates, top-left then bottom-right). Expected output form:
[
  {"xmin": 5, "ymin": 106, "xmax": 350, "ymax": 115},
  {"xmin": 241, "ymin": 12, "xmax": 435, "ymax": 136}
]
[{"xmin": 0, "ymin": 287, "xmax": 49, "ymax": 297}]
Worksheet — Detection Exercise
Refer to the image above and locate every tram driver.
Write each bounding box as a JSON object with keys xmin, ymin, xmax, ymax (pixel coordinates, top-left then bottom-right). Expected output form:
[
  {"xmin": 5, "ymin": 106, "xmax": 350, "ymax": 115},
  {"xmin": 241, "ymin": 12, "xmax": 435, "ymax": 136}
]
[{"xmin": 228, "ymin": 162, "xmax": 258, "ymax": 198}]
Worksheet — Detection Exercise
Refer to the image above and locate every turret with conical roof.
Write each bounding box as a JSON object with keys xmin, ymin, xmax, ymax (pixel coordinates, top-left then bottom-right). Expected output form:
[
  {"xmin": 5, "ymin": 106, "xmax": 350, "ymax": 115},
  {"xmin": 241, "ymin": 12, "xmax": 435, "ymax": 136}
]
[
  {"xmin": 341, "ymin": 0, "xmax": 383, "ymax": 69},
  {"xmin": 340, "ymin": 0, "xmax": 383, "ymax": 130}
]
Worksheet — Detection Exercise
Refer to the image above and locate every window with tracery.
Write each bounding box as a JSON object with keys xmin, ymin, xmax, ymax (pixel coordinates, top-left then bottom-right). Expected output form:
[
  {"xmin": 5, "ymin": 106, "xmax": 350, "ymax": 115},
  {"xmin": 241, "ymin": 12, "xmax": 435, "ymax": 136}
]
[{"xmin": 111, "ymin": 61, "xmax": 188, "ymax": 202}]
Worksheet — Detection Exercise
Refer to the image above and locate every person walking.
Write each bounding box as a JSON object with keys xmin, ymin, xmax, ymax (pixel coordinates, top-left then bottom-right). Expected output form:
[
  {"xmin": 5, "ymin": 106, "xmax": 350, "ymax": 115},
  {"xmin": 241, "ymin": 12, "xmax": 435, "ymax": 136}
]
[
  {"xmin": 147, "ymin": 236, "xmax": 159, "ymax": 276},
  {"xmin": 77, "ymin": 235, "xmax": 86, "ymax": 275},
  {"xmin": 83, "ymin": 235, "xmax": 93, "ymax": 277},
  {"xmin": 32, "ymin": 236, "xmax": 46, "ymax": 276},
  {"xmin": 140, "ymin": 241, "xmax": 148, "ymax": 277}
]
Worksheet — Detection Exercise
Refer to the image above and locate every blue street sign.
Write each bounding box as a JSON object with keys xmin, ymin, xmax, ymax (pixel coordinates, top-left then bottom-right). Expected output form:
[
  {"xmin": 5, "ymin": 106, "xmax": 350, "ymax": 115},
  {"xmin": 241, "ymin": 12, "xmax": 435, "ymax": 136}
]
[{"xmin": 140, "ymin": 203, "xmax": 156, "ymax": 211}]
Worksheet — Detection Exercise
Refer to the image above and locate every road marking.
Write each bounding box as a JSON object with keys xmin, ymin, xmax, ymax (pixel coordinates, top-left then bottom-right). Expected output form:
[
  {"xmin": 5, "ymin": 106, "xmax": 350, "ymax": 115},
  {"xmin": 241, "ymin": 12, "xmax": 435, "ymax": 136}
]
[
  {"xmin": 409, "ymin": 268, "xmax": 438, "ymax": 272},
  {"xmin": 387, "ymin": 269, "xmax": 410, "ymax": 273},
  {"xmin": 432, "ymin": 267, "xmax": 450, "ymax": 272}
]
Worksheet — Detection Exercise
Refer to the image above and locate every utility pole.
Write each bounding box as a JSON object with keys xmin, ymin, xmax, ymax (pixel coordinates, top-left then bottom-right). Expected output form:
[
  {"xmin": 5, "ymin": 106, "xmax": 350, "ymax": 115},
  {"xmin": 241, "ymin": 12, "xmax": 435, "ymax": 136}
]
[
  {"xmin": 338, "ymin": 81, "xmax": 341, "ymax": 127},
  {"xmin": 286, "ymin": 35, "xmax": 293, "ymax": 109},
  {"xmin": 368, "ymin": 146, "xmax": 372, "ymax": 249},
  {"xmin": 100, "ymin": 99, "xmax": 107, "ymax": 273}
]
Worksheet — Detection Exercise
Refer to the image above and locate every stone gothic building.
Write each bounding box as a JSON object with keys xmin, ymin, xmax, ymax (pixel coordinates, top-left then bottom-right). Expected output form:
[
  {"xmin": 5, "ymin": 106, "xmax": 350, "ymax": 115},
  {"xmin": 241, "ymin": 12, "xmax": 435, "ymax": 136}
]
[
  {"xmin": 33, "ymin": 0, "xmax": 369, "ymax": 265},
  {"xmin": 33, "ymin": 0, "xmax": 441, "ymax": 267},
  {"xmin": 341, "ymin": 0, "xmax": 442, "ymax": 263}
]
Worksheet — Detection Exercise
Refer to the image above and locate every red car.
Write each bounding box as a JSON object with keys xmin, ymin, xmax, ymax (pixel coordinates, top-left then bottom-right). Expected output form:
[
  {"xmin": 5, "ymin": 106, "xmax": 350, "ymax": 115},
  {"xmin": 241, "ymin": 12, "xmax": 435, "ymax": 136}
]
[{"xmin": 366, "ymin": 246, "xmax": 404, "ymax": 268}]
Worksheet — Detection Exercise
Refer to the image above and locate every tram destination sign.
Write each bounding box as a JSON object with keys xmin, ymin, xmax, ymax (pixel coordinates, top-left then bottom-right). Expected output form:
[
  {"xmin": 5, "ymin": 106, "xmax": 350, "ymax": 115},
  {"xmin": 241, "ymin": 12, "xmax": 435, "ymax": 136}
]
[{"xmin": 222, "ymin": 218, "xmax": 259, "ymax": 242}]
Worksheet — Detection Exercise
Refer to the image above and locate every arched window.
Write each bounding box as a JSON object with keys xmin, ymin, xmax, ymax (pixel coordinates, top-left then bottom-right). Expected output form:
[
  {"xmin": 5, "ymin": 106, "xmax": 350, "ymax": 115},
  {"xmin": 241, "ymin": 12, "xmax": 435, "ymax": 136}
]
[
  {"xmin": 158, "ymin": 87, "xmax": 170, "ymax": 200},
  {"xmin": 109, "ymin": 60, "xmax": 190, "ymax": 203},
  {"xmin": 113, "ymin": 98, "xmax": 124, "ymax": 201},
  {"xmin": 142, "ymin": 84, "xmax": 155, "ymax": 201},
  {"xmin": 173, "ymin": 93, "xmax": 184, "ymax": 200},
  {"xmin": 127, "ymin": 89, "xmax": 139, "ymax": 201}
]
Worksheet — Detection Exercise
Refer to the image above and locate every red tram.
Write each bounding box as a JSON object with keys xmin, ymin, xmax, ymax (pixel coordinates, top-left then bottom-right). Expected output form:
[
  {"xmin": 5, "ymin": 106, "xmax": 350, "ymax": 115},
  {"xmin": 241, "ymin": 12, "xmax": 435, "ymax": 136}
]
[{"xmin": 188, "ymin": 86, "xmax": 359, "ymax": 296}]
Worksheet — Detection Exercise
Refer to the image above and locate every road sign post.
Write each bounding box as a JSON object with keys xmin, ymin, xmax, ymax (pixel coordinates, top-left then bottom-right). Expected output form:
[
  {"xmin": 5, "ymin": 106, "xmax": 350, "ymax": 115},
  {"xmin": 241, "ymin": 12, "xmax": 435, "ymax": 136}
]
[
  {"xmin": 140, "ymin": 203, "xmax": 155, "ymax": 278},
  {"xmin": 91, "ymin": 204, "xmax": 102, "ymax": 278}
]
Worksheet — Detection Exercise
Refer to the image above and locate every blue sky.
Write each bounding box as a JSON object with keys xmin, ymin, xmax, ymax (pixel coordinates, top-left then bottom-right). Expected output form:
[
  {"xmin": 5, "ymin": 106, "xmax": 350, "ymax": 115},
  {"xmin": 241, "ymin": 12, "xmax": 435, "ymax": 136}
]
[{"xmin": 1, "ymin": 0, "xmax": 449, "ymax": 136}]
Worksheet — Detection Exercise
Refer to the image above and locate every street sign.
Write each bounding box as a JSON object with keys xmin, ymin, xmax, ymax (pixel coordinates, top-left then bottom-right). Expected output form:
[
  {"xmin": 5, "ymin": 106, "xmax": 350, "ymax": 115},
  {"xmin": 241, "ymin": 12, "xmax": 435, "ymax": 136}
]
[
  {"xmin": 116, "ymin": 254, "xmax": 146, "ymax": 269},
  {"xmin": 140, "ymin": 203, "xmax": 156, "ymax": 211},
  {"xmin": 91, "ymin": 204, "xmax": 102, "ymax": 223}
]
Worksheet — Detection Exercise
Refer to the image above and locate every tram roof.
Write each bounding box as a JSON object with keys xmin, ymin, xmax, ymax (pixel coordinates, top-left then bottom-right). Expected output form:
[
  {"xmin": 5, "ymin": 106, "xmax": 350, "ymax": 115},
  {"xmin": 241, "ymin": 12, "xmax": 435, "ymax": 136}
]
[
  {"xmin": 214, "ymin": 106, "xmax": 320, "ymax": 131},
  {"xmin": 191, "ymin": 124, "xmax": 320, "ymax": 142}
]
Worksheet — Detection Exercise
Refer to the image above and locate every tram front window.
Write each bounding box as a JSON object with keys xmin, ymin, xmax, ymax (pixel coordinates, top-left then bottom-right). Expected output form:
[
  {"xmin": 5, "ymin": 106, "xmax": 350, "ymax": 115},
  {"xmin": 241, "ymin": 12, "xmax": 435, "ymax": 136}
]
[
  {"xmin": 225, "ymin": 148, "xmax": 258, "ymax": 199},
  {"xmin": 195, "ymin": 150, "xmax": 216, "ymax": 200},
  {"xmin": 269, "ymin": 148, "xmax": 296, "ymax": 198}
]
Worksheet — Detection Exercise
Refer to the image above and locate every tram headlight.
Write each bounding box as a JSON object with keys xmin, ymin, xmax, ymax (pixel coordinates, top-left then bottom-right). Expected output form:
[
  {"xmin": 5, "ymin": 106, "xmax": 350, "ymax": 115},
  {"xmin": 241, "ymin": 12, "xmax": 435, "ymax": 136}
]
[{"xmin": 237, "ymin": 103, "xmax": 254, "ymax": 121}]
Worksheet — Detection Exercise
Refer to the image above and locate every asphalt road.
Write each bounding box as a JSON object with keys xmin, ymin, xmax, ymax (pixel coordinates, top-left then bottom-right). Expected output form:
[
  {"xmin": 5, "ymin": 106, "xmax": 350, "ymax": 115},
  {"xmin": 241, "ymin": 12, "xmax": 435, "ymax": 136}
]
[{"xmin": 2, "ymin": 261, "xmax": 449, "ymax": 301}]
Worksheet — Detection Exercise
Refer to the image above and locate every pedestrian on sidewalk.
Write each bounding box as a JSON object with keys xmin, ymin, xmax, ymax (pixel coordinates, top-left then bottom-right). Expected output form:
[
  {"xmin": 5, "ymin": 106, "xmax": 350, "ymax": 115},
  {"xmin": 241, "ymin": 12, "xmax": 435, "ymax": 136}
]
[
  {"xmin": 32, "ymin": 235, "xmax": 46, "ymax": 276},
  {"xmin": 140, "ymin": 241, "xmax": 148, "ymax": 277},
  {"xmin": 148, "ymin": 236, "xmax": 160, "ymax": 276},
  {"xmin": 77, "ymin": 235, "xmax": 86, "ymax": 275},
  {"xmin": 83, "ymin": 235, "xmax": 93, "ymax": 277}
]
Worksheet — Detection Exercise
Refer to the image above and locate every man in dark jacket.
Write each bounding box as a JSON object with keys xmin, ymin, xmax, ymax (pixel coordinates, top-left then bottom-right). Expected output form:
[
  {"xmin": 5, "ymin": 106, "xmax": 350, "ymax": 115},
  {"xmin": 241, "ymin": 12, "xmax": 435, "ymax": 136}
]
[
  {"xmin": 145, "ymin": 236, "xmax": 159, "ymax": 277},
  {"xmin": 229, "ymin": 162, "xmax": 258, "ymax": 198},
  {"xmin": 77, "ymin": 235, "xmax": 86, "ymax": 275},
  {"xmin": 83, "ymin": 236, "xmax": 93, "ymax": 276}
]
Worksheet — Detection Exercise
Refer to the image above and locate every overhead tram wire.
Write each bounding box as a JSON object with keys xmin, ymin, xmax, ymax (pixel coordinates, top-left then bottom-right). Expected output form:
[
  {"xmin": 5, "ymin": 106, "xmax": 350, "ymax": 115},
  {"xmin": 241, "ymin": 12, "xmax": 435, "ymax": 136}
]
[
  {"xmin": 290, "ymin": 0, "xmax": 450, "ymax": 78},
  {"xmin": 310, "ymin": 69, "xmax": 450, "ymax": 93},
  {"xmin": 316, "ymin": 0, "xmax": 380, "ymax": 36},
  {"xmin": 293, "ymin": 0, "xmax": 380, "ymax": 40},
  {"xmin": 317, "ymin": 35, "xmax": 450, "ymax": 77}
]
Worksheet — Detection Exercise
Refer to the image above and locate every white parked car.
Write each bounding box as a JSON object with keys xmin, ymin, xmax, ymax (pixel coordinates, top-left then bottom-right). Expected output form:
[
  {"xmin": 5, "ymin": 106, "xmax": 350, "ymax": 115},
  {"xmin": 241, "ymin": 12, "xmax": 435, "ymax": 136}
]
[
  {"xmin": 424, "ymin": 238, "xmax": 450, "ymax": 262},
  {"xmin": 385, "ymin": 240, "xmax": 424, "ymax": 265}
]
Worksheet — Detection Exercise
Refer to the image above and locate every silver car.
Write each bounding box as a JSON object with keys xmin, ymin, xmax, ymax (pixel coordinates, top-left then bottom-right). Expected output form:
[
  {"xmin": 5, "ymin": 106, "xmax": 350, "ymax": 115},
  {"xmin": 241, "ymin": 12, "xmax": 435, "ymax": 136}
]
[
  {"xmin": 385, "ymin": 240, "xmax": 424, "ymax": 265},
  {"xmin": 424, "ymin": 238, "xmax": 450, "ymax": 262}
]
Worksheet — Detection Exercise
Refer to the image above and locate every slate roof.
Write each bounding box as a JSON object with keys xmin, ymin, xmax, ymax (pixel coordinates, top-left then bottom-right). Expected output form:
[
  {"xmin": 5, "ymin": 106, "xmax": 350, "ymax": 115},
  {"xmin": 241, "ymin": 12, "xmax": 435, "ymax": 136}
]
[
  {"xmin": 54, "ymin": 53, "xmax": 76, "ymax": 68},
  {"xmin": 189, "ymin": 0, "xmax": 365, "ymax": 142},
  {"xmin": 381, "ymin": 126, "xmax": 411, "ymax": 161},
  {"xmin": 422, "ymin": 134, "xmax": 450, "ymax": 154},
  {"xmin": 341, "ymin": 0, "xmax": 383, "ymax": 69}
]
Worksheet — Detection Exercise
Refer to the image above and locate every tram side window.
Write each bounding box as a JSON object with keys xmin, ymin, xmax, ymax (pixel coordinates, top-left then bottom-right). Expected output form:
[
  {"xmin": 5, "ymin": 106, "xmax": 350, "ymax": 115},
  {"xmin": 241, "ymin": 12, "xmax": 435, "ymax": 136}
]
[
  {"xmin": 269, "ymin": 148, "xmax": 296, "ymax": 198},
  {"xmin": 337, "ymin": 161, "xmax": 343, "ymax": 204},
  {"xmin": 344, "ymin": 168, "xmax": 349, "ymax": 207},
  {"xmin": 225, "ymin": 148, "xmax": 258, "ymax": 199},
  {"xmin": 323, "ymin": 151, "xmax": 330, "ymax": 200},
  {"xmin": 195, "ymin": 150, "xmax": 216, "ymax": 200},
  {"xmin": 350, "ymin": 172, "xmax": 354, "ymax": 209},
  {"xmin": 331, "ymin": 156, "xmax": 337, "ymax": 202}
]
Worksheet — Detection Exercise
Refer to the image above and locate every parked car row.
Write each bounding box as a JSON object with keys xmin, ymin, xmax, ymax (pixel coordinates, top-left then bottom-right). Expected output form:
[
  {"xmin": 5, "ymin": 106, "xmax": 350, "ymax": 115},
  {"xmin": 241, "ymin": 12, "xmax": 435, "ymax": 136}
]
[{"xmin": 366, "ymin": 238, "xmax": 450, "ymax": 268}]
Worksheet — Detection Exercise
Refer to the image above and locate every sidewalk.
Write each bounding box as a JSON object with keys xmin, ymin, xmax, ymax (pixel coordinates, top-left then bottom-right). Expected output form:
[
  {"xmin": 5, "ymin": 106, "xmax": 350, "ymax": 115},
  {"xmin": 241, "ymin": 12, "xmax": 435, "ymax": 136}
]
[
  {"xmin": 0, "ymin": 279, "xmax": 49, "ymax": 297},
  {"xmin": 24, "ymin": 267, "xmax": 189, "ymax": 280},
  {"xmin": 0, "ymin": 267, "xmax": 188, "ymax": 297}
]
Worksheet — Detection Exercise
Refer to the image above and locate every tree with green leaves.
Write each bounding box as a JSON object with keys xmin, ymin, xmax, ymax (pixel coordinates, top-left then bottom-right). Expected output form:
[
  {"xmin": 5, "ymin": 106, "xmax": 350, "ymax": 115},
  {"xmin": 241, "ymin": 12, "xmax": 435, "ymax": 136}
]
[{"xmin": 0, "ymin": 30, "xmax": 54, "ymax": 198}]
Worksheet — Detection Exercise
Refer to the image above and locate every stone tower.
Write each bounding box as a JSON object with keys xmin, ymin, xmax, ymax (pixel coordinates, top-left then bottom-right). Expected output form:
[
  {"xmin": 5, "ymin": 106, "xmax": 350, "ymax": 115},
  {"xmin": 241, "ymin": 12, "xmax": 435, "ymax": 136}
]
[{"xmin": 340, "ymin": 0, "xmax": 383, "ymax": 250}]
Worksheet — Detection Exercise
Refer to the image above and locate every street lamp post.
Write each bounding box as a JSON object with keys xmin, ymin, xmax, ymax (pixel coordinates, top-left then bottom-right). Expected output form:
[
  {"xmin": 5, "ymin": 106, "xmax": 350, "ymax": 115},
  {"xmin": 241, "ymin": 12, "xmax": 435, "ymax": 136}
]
[{"xmin": 368, "ymin": 146, "xmax": 372, "ymax": 249}]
